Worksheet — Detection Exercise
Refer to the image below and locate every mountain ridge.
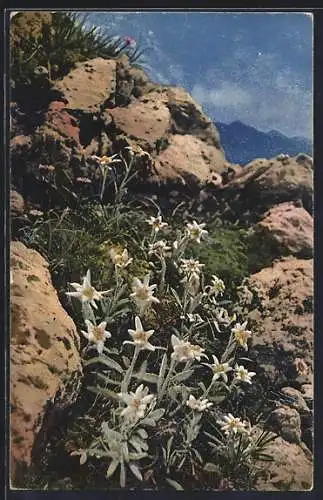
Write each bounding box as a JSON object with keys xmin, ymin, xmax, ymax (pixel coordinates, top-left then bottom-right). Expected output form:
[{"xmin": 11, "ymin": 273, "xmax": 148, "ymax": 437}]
[{"xmin": 215, "ymin": 120, "xmax": 312, "ymax": 165}]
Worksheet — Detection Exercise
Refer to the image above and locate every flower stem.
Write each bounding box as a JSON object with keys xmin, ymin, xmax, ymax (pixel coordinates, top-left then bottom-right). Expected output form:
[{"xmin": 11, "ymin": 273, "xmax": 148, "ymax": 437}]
[
  {"xmin": 158, "ymin": 357, "xmax": 176, "ymax": 401},
  {"xmin": 122, "ymin": 347, "xmax": 139, "ymax": 393}
]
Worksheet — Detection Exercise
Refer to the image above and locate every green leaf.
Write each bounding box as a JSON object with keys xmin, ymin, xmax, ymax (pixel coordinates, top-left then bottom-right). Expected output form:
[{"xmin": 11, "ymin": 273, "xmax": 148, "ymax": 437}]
[
  {"xmin": 96, "ymin": 373, "xmax": 121, "ymax": 386},
  {"xmin": 171, "ymin": 369, "xmax": 194, "ymax": 383},
  {"xmin": 157, "ymin": 353, "xmax": 168, "ymax": 392},
  {"xmin": 148, "ymin": 408, "xmax": 165, "ymax": 421},
  {"xmin": 107, "ymin": 460, "xmax": 119, "ymax": 478},
  {"xmin": 129, "ymin": 463, "xmax": 143, "ymax": 481},
  {"xmin": 120, "ymin": 460, "xmax": 126, "ymax": 488},
  {"xmin": 204, "ymin": 462, "xmax": 221, "ymax": 473},
  {"xmin": 166, "ymin": 478, "xmax": 184, "ymax": 490},
  {"xmin": 87, "ymin": 386, "xmax": 120, "ymax": 401},
  {"xmin": 134, "ymin": 372, "xmax": 159, "ymax": 383},
  {"xmin": 85, "ymin": 355, "xmax": 124, "ymax": 374},
  {"xmin": 136, "ymin": 428, "xmax": 148, "ymax": 440},
  {"xmin": 140, "ymin": 417, "xmax": 156, "ymax": 427}
]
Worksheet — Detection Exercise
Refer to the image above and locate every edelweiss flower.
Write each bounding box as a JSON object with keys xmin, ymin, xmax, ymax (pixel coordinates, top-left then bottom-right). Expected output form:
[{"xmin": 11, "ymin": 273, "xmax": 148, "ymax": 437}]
[
  {"xmin": 232, "ymin": 321, "xmax": 252, "ymax": 350},
  {"xmin": 186, "ymin": 220, "xmax": 208, "ymax": 244},
  {"xmin": 130, "ymin": 275, "xmax": 160, "ymax": 312},
  {"xmin": 209, "ymin": 275, "xmax": 225, "ymax": 297},
  {"xmin": 205, "ymin": 355, "xmax": 233, "ymax": 383},
  {"xmin": 66, "ymin": 269, "xmax": 110, "ymax": 309},
  {"xmin": 109, "ymin": 247, "xmax": 133, "ymax": 268},
  {"xmin": 146, "ymin": 215, "xmax": 168, "ymax": 233},
  {"xmin": 180, "ymin": 258, "xmax": 204, "ymax": 277},
  {"xmin": 81, "ymin": 319, "xmax": 111, "ymax": 354},
  {"xmin": 186, "ymin": 394, "xmax": 213, "ymax": 412},
  {"xmin": 118, "ymin": 384, "xmax": 155, "ymax": 421},
  {"xmin": 90, "ymin": 154, "xmax": 121, "ymax": 167},
  {"xmin": 218, "ymin": 413, "xmax": 249, "ymax": 436},
  {"xmin": 234, "ymin": 364, "xmax": 256, "ymax": 384},
  {"xmin": 148, "ymin": 240, "xmax": 171, "ymax": 257},
  {"xmin": 171, "ymin": 334, "xmax": 207, "ymax": 363},
  {"xmin": 124, "ymin": 316, "xmax": 157, "ymax": 351}
]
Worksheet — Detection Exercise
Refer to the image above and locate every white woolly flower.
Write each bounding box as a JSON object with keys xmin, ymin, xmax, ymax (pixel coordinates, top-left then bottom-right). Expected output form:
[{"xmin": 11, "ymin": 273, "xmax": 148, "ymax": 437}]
[
  {"xmin": 218, "ymin": 413, "xmax": 249, "ymax": 436},
  {"xmin": 232, "ymin": 321, "xmax": 252, "ymax": 351},
  {"xmin": 171, "ymin": 334, "xmax": 207, "ymax": 363},
  {"xmin": 148, "ymin": 240, "xmax": 171, "ymax": 257},
  {"xmin": 124, "ymin": 316, "xmax": 157, "ymax": 351},
  {"xmin": 146, "ymin": 215, "xmax": 168, "ymax": 233},
  {"xmin": 205, "ymin": 355, "xmax": 233, "ymax": 383},
  {"xmin": 90, "ymin": 154, "xmax": 122, "ymax": 168},
  {"xmin": 186, "ymin": 394, "xmax": 213, "ymax": 412},
  {"xmin": 81, "ymin": 319, "xmax": 111, "ymax": 354},
  {"xmin": 186, "ymin": 220, "xmax": 208, "ymax": 244},
  {"xmin": 209, "ymin": 275, "xmax": 225, "ymax": 297},
  {"xmin": 180, "ymin": 258, "xmax": 204, "ymax": 277},
  {"xmin": 109, "ymin": 247, "xmax": 133, "ymax": 268},
  {"xmin": 130, "ymin": 274, "xmax": 160, "ymax": 312},
  {"xmin": 234, "ymin": 365, "xmax": 256, "ymax": 384},
  {"xmin": 66, "ymin": 269, "xmax": 110, "ymax": 309},
  {"xmin": 118, "ymin": 384, "xmax": 155, "ymax": 421}
]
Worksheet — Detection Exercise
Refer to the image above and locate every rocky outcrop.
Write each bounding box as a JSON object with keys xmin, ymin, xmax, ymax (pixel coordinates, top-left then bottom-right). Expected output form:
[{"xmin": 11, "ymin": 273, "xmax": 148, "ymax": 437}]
[
  {"xmin": 255, "ymin": 436, "xmax": 313, "ymax": 491},
  {"xmin": 10, "ymin": 241, "xmax": 82, "ymax": 486},
  {"xmin": 54, "ymin": 58, "xmax": 117, "ymax": 112},
  {"xmin": 253, "ymin": 202, "xmax": 313, "ymax": 258},
  {"xmin": 221, "ymin": 154, "xmax": 313, "ymax": 221},
  {"xmin": 10, "ymin": 54, "xmax": 228, "ymax": 212},
  {"xmin": 239, "ymin": 257, "xmax": 313, "ymax": 387}
]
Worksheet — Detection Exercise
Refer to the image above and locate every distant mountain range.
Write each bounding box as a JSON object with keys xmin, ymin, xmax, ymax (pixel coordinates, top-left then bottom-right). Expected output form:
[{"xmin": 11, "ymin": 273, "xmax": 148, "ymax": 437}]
[{"xmin": 215, "ymin": 120, "xmax": 313, "ymax": 166}]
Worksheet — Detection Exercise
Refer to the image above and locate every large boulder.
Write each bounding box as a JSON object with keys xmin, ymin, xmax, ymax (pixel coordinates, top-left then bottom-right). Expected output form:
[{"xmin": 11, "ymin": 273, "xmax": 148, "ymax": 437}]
[
  {"xmin": 222, "ymin": 154, "xmax": 313, "ymax": 219},
  {"xmin": 152, "ymin": 134, "xmax": 226, "ymax": 186},
  {"xmin": 240, "ymin": 257, "xmax": 313, "ymax": 387},
  {"xmin": 10, "ymin": 241, "xmax": 82, "ymax": 486},
  {"xmin": 109, "ymin": 90, "xmax": 172, "ymax": 150},
  {"xmin": 253, "ymin": 202, "xmax": 313, "ymax": 258},
  {"xmin": 54, "ymin": 58, "xmax": 117, "ymax": 112},
  {"xmin": 255, "ymin": 436, "xmax": 313, "ymax": 491}
]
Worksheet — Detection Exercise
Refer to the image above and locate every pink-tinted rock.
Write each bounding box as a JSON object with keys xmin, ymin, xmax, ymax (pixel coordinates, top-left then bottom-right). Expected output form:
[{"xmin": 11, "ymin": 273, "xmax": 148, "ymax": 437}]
[{"xmin": 254, "ymin": 202, "xmax": 313, "ymax": 257}]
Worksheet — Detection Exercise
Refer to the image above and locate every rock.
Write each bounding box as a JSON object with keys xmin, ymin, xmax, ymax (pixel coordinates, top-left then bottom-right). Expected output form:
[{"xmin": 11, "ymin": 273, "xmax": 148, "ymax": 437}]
[
  {"xmin": 54, "ymin": 58, "xmax": 117, "ymax": 112},
  {"xmin": 152, "ymin": 134, "xmax": 227, "ymax": 186},
  {"xmin": 243, "ymin": 258, "xmax": 313, "ymax": 386},
  {"xmin": 166, "ymin": 87, "xmax": 223, "ymax": 149},
  {"xmin": 10, "ymin": 190, "xmax": 25, "ymax": 217},
  {"xmin": 254, "ymin": 202, "xmax": 313, "ymax": 258},
  {"xmin": 280, "ymin": 387, "xmax": 311, "ymax": 415},
  {"xmin": 109, "ymin": 90, "xmax": 171, "ymax": 150},
  {"xmin": 224, "ymin": 155, "xmax": 313, "ymax": 217},
  {"xmin": 255, "ymin": 436, "xmax": 313, "ymax": 490},
  {"xmin": 45, "ymin": 101, "xmax": 80, "ymax": 144},
  {"xmin": 10, "ymin": 241, "xmax": 82, "ymax": 486},
  {"xmin": 270, "ymin": 406, "xmax": 302, "ymax": 443}
]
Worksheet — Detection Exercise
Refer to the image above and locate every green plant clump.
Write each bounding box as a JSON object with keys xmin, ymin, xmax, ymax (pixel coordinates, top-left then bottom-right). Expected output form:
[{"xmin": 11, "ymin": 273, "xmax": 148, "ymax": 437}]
[
  {"xmin": 17, "ymin": 148, "xmax": 277, "ymax": 491},
  {"xmin": 11, "ymin": 11, "xmax": 146, "ymax": 86}
]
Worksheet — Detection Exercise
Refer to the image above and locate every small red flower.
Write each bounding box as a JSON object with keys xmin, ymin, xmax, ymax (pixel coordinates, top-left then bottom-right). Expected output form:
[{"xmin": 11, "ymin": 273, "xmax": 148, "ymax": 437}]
[{"xmin": 123, "ymin": 35, "xmax": 136, "ymax": 47}]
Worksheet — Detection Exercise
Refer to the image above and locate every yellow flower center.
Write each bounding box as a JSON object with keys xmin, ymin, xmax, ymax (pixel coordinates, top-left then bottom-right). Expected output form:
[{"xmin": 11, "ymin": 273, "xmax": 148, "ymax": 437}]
[
  {"xmin": 190, "ymin": 228, "xmax": 200, "ymax": 238},
  {"xmin": 214, "ymin": 363, "xmax": 225, "ymax": 373},
  {"xmin": 92, "ymin": 326, "xmax": 105, "ymax": 341},
  {"xmin": 83, "ymin": 286, "xmax": 95, "ymax": 300},
  {"xmin": 136, "ymin": 287, "xmax": 150, "ymax": 301},
  {"xmin": 132, "ymin": 398, "xmax": 141, "ymax": 410},
  {"xmin": 134, "ymin": 331, "xmax": 148, "ymax": 343}
]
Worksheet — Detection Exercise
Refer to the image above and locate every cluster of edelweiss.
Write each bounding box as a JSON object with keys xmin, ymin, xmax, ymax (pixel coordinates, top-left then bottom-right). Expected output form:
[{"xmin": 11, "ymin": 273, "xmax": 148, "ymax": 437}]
[{"xmin": 65, "ymin": 153, "xmax": 258, "ymax": 487}]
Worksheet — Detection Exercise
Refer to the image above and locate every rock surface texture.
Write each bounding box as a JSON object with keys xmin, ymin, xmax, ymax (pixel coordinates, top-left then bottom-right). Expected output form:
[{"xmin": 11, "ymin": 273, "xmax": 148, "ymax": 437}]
[
  {"xmin": 255, "ymin": 436, "xmax": 313, "ymax": 491},
  {"xmin": 244, "ymin": 257, "xmax": 313, "ymax": 387},
  {"xmin": 10, "ymin": 241, "xmax": 82, "ymax": 486}
]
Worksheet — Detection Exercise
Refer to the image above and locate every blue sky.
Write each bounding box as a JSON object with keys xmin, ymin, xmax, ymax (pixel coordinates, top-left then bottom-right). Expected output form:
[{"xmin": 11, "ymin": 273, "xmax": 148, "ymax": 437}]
[{"xmin": 85, "ymin": 11, "xmax": 313, "ymax": 139}]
